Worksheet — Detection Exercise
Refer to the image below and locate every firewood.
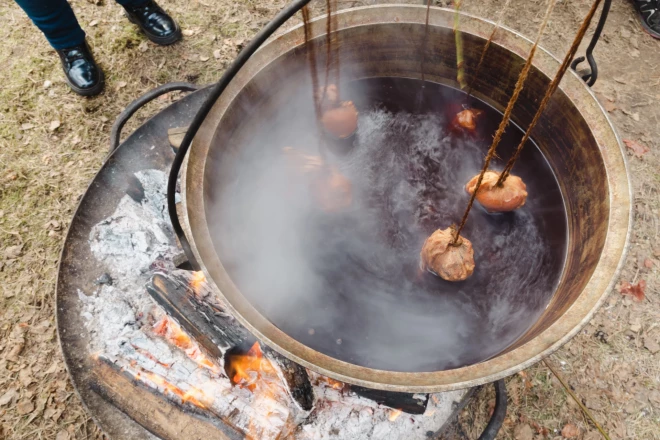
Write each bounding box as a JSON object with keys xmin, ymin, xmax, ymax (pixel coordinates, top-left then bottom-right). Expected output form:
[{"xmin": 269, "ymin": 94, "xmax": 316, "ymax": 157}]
[
  {"xmin": 91, "ymin": 357, "xmax": 241, "ymax": 440},
  {"xmin": 146, "ymin": 271, "xmax": 315, "ymax": 411}
]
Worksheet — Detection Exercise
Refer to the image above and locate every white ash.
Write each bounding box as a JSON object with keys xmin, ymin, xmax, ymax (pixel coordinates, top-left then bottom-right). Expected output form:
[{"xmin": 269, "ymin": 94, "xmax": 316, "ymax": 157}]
[
  {"xmin": 298, "ymin": 372, "xmax": 464, "ymax": 440},
  {"xmin": 89, "ymin": 169, "xmax": 177, "ymax": 291},
  {"xmin": 79, "ymin": 169, "xmax": 465, "ymax": 439}
]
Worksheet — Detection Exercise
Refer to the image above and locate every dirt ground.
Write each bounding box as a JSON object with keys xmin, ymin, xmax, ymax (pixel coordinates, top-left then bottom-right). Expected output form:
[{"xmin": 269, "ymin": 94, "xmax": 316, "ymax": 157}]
[{"xmin": 0, "ymin": 0, "xmax": 658, "ymax": 438}]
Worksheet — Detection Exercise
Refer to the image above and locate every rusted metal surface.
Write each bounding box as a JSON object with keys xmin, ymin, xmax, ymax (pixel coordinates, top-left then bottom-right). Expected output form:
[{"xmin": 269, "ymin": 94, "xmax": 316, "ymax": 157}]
[{"xmin": 183, "ymin": 6, "xmax": 631, "ymax": 392}]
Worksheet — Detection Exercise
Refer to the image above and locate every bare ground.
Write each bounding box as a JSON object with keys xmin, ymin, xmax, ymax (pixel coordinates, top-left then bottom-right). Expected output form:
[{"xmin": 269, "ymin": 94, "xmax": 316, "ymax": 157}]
[{"xmin": 0, "ymin": 0, "xmax": 658, "ymax": 439}]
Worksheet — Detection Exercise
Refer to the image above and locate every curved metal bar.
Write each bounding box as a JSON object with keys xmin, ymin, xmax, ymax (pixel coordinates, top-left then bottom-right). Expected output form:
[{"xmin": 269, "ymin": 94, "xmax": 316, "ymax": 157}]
[
  {"xmin": 166, "ymin": 0, "xmax": 314, "ymax": 270},
  {"xmin": 570, "ymin": 0, "xmax": 611, "ymax": 86},
  {"xmin": 477, "ymin": 380, "xmax": 508, "ymax": 440},
  {"xmin": 109, "ymin": 82, "xmax": 199, "ymax": 154}
]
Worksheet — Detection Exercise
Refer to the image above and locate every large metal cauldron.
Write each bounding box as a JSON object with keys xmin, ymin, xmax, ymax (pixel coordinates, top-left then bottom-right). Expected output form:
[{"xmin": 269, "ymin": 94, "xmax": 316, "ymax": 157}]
[{"xmin": 181, "ymin": 5, "xmax": 630, "ymax": 392}]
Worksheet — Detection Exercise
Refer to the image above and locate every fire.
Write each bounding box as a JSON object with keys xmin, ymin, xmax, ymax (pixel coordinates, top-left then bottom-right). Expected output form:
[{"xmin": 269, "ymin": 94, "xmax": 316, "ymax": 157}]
[
  {"xmin": 321, "ymin": 376, "xmax": 345, "ymax": 390},
  {"xmin": 152, "ymin": 316, "xmax": 222, "ymax": 375},
  {"xmin": 189, "ymin": 271, "xmax": 206, "ymax": 294},
  {"xmin": 227, "ymin": 342, "xmax": 279, "ymax": 392},
  {"xmin": 226, "ymin": 342, "xmax": 291, "ymax": 440},
  {"xmin": 130, "ymin": 368, "xmax": 212, "ymax": 409},
  {"xmin": 389, "ymin": 408, "xmax": 403, "ymax": 421}
]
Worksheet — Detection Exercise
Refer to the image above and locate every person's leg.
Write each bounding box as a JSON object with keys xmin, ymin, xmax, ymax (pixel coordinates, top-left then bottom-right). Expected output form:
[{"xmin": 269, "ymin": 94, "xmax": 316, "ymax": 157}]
[
  {"xmin": 114, "ymin": 0, "xmax": 149, "ymax": 7},
  {"xmin": 14, "ymin": 0, "xmax": 85, "ymax": 50},
  {"xmin": 115, "ymin": 0, "xmax": 181, "ymax": 45},
  {"xmin": 14, "ymin": 0, "xmax": 104, "ymax": 96}
]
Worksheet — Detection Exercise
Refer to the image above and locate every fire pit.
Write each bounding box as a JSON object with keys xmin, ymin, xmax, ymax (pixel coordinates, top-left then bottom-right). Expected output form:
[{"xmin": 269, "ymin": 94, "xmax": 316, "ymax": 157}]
[
  {"xmin": 57, "ymin": 4, "xmax": 629, "ymax": 440},
  {"xmin": 58, "ymin": 85, "xmax": 477, "ymax": 439}
]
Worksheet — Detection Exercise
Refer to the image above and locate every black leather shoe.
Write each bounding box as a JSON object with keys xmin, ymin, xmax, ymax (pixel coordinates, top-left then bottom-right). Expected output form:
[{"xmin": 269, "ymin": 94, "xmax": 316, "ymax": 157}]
[
  {"xmin": 124, "ymin": 0, "xmax": 182, "ymax": 46},
  {"xmin": 633, "ymin": 0, "xmax": 660, "ymax": 39},
  {"xmin": 56, "ymin": 43, "xmax": 105, "ymax": 96}
]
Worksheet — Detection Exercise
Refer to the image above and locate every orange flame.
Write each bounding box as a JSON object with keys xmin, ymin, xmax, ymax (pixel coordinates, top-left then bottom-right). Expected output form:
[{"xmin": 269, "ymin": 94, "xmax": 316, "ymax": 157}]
[
  {"xmin": 227, "ymin": 342, "xmax": 279, "ymax": 392},
  {"xmin": 226, "ymin": 342, "xmax": 291, "ymax": 440},
  {"xmin": 321, "ymin": 377, "xmax": 345, "ymax": 390},
  {"xmin": 389, "ymin": 409, "xmax": 403, "ymax": 422},
  {"xmin": 130, "ymin": 368, "xmax": 212, "ymax": 409},
  {"xmin": 190, "ymin": 271, "xmax": 206, "ymax": 294},
  {"xmin": 152, "ymin": 316, "xmax": 221, "ymax": 375}
]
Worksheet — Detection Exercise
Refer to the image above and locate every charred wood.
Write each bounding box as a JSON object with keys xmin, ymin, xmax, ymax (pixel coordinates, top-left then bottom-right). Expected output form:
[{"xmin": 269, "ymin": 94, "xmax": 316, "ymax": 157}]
[
  {"xmin": 91, "ymin": 357, "xmax": 242, "ymax": 440},
  {"xmin": 351, "ymin": 386, "xmax": 429, "ymax": 415},
  {"xmin": 146, "ymin": 271, "xmax": 315, "ymax": 411}
]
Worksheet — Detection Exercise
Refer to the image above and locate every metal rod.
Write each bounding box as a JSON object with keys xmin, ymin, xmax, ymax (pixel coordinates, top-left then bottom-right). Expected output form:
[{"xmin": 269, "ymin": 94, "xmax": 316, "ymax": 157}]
[
  {"xmin": 109, "ymin": 82, "xmax": 199, "ymax": 154},
  {"xmin": 166, "ymin": 0, "xmax": 315, "ymax": 270},
  {"xmin": 570, "ymin": 0, "xmax": 611, "ymax": 86}
]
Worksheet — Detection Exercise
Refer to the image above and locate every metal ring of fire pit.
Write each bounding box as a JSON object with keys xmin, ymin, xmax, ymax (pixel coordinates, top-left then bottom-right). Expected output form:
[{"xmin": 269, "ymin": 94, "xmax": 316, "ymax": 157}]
[{"xmin": 182, "ymin": 6, "xmax": 631, "ymax": 392}]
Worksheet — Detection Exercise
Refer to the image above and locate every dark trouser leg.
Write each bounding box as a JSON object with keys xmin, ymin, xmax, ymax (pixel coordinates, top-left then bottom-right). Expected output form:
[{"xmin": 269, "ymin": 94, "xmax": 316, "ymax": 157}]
[
  {"xmin": 114, "ymin": 0, "xmax": 150, "ymax": 7},
  {"xmin": 13, "ymin": 0, "xmax": 86, "ymax": 50}
]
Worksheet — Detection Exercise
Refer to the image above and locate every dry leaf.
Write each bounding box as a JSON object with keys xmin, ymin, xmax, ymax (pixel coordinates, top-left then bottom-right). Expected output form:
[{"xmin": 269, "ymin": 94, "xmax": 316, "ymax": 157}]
[
  {"xmin": 644, "ymin": 258, "xmax": 653, "ymax": 268},
  {"xmin": 43, "ymin": 80, "xmax": 52, "ymax": 89},
  {"xmin": 513, "ymin": 424, "xmax": 534, "ymax": 440},
  {"xmin": 624, "ymin": 139, "xmax": 650, "ymax": 158},
  {"xmin": 55, "ymin": 430, "xmax": 70, "ymax": 440},
  {"xmin": 619, "ymin": 280, "xmax": 646, "ymax": 301},
  {"xmin": 16, "ymin": 400, "xmax": 35, "ymax": 415},
  {"xmin": 182, "ymin": 29, "xmax": 195, "ymax": 36},
  {"xmin": 645, "ymin": 338, "xmax": 660, "ymax": 354},
  {"xmin": 49, "ymin": 120, "xmax": 61, "ymax": 131},
  {"xmin": 4, "ymin": 244, "xmax": 23, "ymax": 259},
  {"xmin": 199, "ymin": 55, "xmax": 210, "ymax": 62},
  {"xmin": 20, "ymin": 123, "xmax": 34, "ymax": 130},
  {"xmin": 89, "ymin": 19, "xmax": 99, "ymax": 27},
  {"xmin": 19, "ymin": 368, "xmax": 34, "ymax": 387},
  {"xmin": 213, "ymin": 49, "xmax": 222, "ymax": 59},
  {"xmin": 116, "ymin": 81, "xmax": 128, "ymax": 91},
  {"xmin": 561, "ymin": 423, "xmax": 580, "ymax": 438},
  {"xmin": 7, "ymin": 342, "xmax": 25, "ymax": 361},
  {"xmin": 0, "ymin": 389, "xmax": 16, "ymax": 406},
  {"xmin": 602, "ymin": 100, "xmax": 616, "ymax": 112},
  {"xmin": 138, "ymin": 41, "xmax": 149, "ymax": 52}
]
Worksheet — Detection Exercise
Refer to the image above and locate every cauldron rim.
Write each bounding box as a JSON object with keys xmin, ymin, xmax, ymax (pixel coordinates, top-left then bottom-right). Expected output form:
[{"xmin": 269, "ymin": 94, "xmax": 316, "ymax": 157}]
[{"xmin": 182, "ymin": 5, "xmax": 631, "ymax": 392}]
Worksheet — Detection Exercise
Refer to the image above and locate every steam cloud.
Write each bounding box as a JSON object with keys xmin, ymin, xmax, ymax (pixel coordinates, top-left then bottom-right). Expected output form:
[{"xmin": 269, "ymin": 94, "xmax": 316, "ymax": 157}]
[{"xmin": 206, "ymin": 75, "xmax": 567, "ymax": 372}]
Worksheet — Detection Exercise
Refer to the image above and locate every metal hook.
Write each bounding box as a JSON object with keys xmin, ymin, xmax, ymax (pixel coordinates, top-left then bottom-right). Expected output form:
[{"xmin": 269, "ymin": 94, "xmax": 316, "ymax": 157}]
[{"xmin": 570, "ymin": 0, "xmax": 611, "ymax": 87}]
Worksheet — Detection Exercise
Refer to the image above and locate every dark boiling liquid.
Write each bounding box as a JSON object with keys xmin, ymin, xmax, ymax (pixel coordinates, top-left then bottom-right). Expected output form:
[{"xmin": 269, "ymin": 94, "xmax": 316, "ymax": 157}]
[{"xmin": 214, "ymin": 77, "xmax": 568, "ymax": 372}]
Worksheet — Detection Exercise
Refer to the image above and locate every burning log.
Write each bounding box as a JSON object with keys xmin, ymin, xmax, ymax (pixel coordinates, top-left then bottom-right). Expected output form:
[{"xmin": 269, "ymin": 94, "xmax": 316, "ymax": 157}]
[
  {"xmin": 90, "ymin": 356, "xmax": 242, "ymax": 440},
  {"xmin": 146, "ymin": 270, "xmax": 315, "ymax": 411}
]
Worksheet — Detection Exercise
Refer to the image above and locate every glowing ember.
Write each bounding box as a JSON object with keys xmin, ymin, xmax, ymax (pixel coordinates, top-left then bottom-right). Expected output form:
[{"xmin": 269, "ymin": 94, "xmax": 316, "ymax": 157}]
[
  {"xmin": 152, "ymin": 316, "xmax": 222, "ymax": 375},
  {"xmin": 130, "ymin": 368, "xmax": 213, "ymax": 409},
  {"xmin": 227, "ymin": 342, "xmax": 279, "ymax": 392},
  {"xmin": 189, "ymin": 271, "xmax": 206, "ymax": 293},
  {"xmin": 389, "ymin": 409, "xmax": 403, "ymax": 421},
  {"xmin": 320, "ymin": 377, "xmax": 345, "ymax": 390},
  {"xmin": 226, "ymin": 342, "xmax": 291, "ymax": 439}
]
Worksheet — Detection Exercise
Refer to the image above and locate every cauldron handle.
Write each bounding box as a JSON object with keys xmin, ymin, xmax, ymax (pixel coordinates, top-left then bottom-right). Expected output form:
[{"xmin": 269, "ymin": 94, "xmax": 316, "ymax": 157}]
[
  {"xmin": 570, "ymin": 0, "xmax": 611, "ymax": 87},
  {"xmin": 477, "ymin": 379, "xmax": 508, "ymax": 440},
  {"xmin": 109, "ymin": 82, "xmax": 200, "ymax": 155},
  {"xmin": 166, "ymin": 0, "xmax": 314, "ymax": 270}
]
